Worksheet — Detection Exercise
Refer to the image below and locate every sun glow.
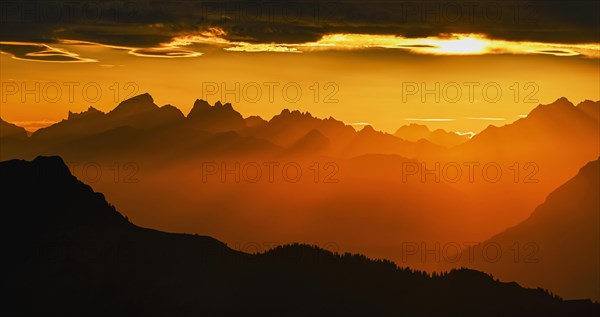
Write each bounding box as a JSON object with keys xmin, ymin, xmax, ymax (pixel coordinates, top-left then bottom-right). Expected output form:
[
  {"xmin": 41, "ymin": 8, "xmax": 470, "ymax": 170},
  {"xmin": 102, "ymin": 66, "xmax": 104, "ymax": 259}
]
[
  {"xmin": 425, "ymin": 35, "xmax": 489, "ymax": 54},
  {"xmin": 161, "ymin": 30, "xmax": 598, "ymax": 57},
  {"xmin": 312, "ymin": 33, "xmax": 491, "ymax": 55}
]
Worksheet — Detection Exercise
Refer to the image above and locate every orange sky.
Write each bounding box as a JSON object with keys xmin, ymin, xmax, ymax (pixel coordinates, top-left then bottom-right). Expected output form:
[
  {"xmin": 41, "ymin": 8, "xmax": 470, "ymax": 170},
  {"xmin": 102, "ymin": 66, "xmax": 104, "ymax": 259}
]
[{"xmin": 1, "ymin": 34, "xmax": 599, "ymax": 134}]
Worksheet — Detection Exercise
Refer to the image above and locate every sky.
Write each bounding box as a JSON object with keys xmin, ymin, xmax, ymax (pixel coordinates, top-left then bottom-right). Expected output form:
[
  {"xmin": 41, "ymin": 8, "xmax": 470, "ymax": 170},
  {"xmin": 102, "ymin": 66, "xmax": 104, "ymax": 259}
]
[{"xmin": 1, "ymin": 0, "xmax": 599, "ymax": 133}]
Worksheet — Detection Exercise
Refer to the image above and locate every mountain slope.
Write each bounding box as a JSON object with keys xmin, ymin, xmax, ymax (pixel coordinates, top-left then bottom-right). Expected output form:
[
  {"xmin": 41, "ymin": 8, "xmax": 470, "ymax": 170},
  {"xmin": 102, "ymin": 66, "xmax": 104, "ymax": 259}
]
[
  {"xmin": 1, "ymin": 156, "xmax": 598, "ymax": 316},
  {"xmin": 454, "ymin": 158, "xmax": 600, "ymax": 301},
  {"xmin": 31, "ymin": 93, "xmax": 185, "ymax": 143},
  {"xmin": 454, "ymin": 98, "xmax": 599, "ymax": 163},
  {"xmin": 0, "ymin": 118, "xmax": 28, "ymax": 139},
  {"xmin": 186, "ymin": 99, "xmax": 247, "ymax": 132}
]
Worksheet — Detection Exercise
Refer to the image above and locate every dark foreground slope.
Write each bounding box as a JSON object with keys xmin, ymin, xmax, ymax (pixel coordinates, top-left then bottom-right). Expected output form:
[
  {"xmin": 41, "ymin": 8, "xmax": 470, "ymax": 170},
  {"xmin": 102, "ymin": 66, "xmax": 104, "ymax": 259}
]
[
  {"xmin": 455, "ymin": 158, "xmax": 600, "ymax": 300},
  {"xmin": 1, "ymin": 156, "xmax": 598, "ymax": 317}
]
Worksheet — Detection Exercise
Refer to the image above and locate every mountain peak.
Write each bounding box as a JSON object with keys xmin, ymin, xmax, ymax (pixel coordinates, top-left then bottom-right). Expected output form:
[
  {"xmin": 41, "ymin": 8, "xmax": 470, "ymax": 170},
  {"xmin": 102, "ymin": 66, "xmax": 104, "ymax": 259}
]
[
  {"xmin": 125, "ymin": 92, "xmax": 154, "ymax": 104},
  {"xmin": 532, "ymin": 97, "xmax": 574, "ymax": 112},
  {"xmin": 245, "ymin": 115, "xmax": 267, "ymax": 128},
  {"xmin": 188, "ymin": 99, "xmax": 242, "ymax": 117},
  {"xmin": 188, "ymin": 99, "xmax": 212, "ymax": 117},
  {"xmin": 0, "ymin": 118, "xmax": 28, "ymax": 139},
  {"xmin": 551, "ymin": 96, "xmax": 574, "ymax": 107},
  {"xmin": 554, "ymin": 96, "xmax": 570, "ymax": 103},
  {"xmin": 31, "ymin": 155, "xmax": 72, "ymax": 175},
  {"xmin": 67, "ymin": 106, "xmax": 104, "ymax": 120},
  {"xmin": 276, "ymin": 109, "xmax": 314, "ymax": 119},
  {"xmin": 193, "ymin": 98, "xmax": 211, "ymax": 108},
  {"xmin": 576, "ymin": 100, "xmax": 600, "ymax": 121},
  {"xmin": 1, "ymin": 156, "xmax": 74, "ymax": 181},
  {"xmin": 285, "ymin": 129, "xmax": 331, "ymax": 155},
  {"xmin": 360, "ymin": 125, "xmax": 376, "ymax": 133},
  {"xmin": 186, "ymin": 99, "xmax": 245, "ymax": 131},
  {"xmin": 394, "ymin": 123, "xmax": 431, "ymax": 140},
  {"xmin": 522, "ymin": 97, "xmax": 579, "ymax": 123},
  {"xmin": 1, "ymin": 155, "xmax": 130, "ymax": 239},
  {"xmin": 109, "ymin": 93, "xmax": 158, "ymax": 117}
]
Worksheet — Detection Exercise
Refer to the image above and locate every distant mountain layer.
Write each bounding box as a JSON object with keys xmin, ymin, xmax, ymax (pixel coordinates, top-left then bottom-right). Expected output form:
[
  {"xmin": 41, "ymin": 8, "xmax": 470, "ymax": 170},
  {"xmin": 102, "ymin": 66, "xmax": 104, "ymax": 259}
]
[
  {"xmin": 0, "ymin": 118, "xmax": 27, "ymax": 139},
  {"xmin": 1, "ymin": 95, "xmax": 598, "ymax": 302},
  {"xmin": 0, "ymin": 93, "xmax": 448, "ymax": 160},
  {"xmin": 394, "ymin": 123, "xmax": 470, "ymax": 148},
  {"xmin": 456, "ymin": 158, "xmax": 600, "ymax": 301},
  {"xmin": 453, "ymin": 98, "xmax": 599, "ymax": 163},
  {"xmin": 2, "ymin": 94, "xmax": 597, "ymax": 163},
  {"xmin": 1, "ymin": 156, "xmax": 598, "ymax": 316}
]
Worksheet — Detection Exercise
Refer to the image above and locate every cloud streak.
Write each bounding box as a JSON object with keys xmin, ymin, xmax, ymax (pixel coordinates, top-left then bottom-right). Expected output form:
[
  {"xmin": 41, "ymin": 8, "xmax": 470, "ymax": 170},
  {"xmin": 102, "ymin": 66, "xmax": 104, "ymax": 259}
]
[
  {"xmin": 163, "ymin": 31, "xmax": 599, "ymax": 57},
  {"xmin": 0, "ymin": 41, "xmax": 97, "ymax": 63},
  {"xmin": 1, "ymin": 0, "xmax": 597, "ymax": 50}
]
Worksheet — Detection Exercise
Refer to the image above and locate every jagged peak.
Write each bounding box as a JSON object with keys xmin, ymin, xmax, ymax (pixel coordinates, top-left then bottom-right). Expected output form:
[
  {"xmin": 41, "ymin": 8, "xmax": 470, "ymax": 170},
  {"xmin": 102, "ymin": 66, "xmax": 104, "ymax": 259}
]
[
  {"xmin": 193, "ymin": 99, "xmax": 211, "ymax": 108},
  {"xmin": 67, "ymin": 106, "xmax": 104, "ymax": 120},
  {"xmin": 576, "ymin": 99, "xmax": 598, "ymax": 107},
  {"xmin": 360, "ymin": 125, "xmax": 376, "ymax": 133},
  {"xmin": 394, "ymin": 123, "xmax": 430, "ymax": 134},
  {"xmin": 122, "ymin": 92, "xmax": 154, "ymax": 105},
  {"xmin": 109, "ymin": 93, "xmax": 157, "ymax": 115},
  {"xmin": 244, "ymin": 115, "xmax": 267, "ymax": 127},
  {"xmin": 188, "ymin": 99, "xmax": 242, "ymax": 120},
  {"xmin": 276, "ymin": 108, "xmax": 314, "ymax": 119},
  {"xmin": 520, "ymin": 97, "xmax": 579, "ymax": 122},
  {"xmin": 531, "ymin": 97, "xmax": 574, "ymax": 112},
  {"xmin": 21, "ymin": 155, "xmax": 73, "ymax": 178}
]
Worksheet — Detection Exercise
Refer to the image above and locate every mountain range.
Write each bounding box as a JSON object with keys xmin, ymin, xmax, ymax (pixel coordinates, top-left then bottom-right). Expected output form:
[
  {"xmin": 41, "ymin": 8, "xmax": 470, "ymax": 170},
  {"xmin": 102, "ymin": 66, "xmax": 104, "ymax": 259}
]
[
  {"xmin": 1, "ymin": 94, "xmax": 598, "ymax": 301},
  {"xmin": 451, "ymin": 158, "xmax": 600, "ymax": 301},
  {"xmin": 394, "ymin": 123, "xmax": 470, "ymax": 148},
  {"xmin": 2, "ymin": 156, "xmax": 598, "ymax": 316}
]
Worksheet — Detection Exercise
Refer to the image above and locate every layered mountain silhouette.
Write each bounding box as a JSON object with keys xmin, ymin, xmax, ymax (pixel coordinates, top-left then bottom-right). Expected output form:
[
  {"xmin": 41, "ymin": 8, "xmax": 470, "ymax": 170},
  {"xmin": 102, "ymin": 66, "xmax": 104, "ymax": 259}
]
[
  {"xmin": 2, "ymin": 156, "xmax": 598, "ymax": 316},
  {"xmin": 187, "ymin": 99, "xmax": 246, "ymax": 132},
  {"xmin": 451, "ymin": 158, "xmax": 600, "ymax": 301},
  {"xmin": 1, "ymin": 94, "xmax": 598, "ymax": 300},
  {"xmin": 3, "ymin": 94, "xmax": 597, "ymax": 166},
  {"xmin": 0, "ymin": 117, "xmax": 28, "ymax": 139},
  {"xmin": 0, "ymin": 119, "xmax": 29, "ymax": 162},
  {"xmin": 443, "ymin": 98, "xmax": 600, "ymax": 229},
  {"xmin": 0, "ymin": 94, "xmax": 445, "ymax": 160},
  {"xmin": 31, "ymin": 93, "xmax": 185, "ymax": 143},
  {"xmin": 452, "ymin": 98, "xmax": 599, "ymax": 169},
  {"xmin": 394, "ymin": 123, "xmax": 470, "ymax": 148}
]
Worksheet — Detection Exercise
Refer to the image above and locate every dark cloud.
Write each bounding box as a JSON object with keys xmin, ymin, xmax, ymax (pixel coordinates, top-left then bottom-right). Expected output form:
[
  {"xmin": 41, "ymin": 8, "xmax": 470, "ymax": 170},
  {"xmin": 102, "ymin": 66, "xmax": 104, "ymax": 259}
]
[{"xmin": 1, "ymin": 0, "xmax": 598, "ymax": 47}]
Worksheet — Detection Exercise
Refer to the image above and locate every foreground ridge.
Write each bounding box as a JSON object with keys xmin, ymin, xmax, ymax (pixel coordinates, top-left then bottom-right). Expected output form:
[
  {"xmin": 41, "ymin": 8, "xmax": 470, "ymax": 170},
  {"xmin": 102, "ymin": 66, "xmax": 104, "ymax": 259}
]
[{"xmin": 1, "ymin": 156, "xmax": 598, "ymax": 316}]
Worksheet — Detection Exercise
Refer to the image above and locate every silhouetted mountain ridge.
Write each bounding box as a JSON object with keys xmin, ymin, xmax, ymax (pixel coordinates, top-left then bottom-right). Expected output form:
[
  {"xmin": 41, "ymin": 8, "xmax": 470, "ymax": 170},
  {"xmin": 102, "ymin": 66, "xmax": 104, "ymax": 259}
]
[
  {"xmin": 0, "ymin": 117, "xmax": 27, "ymax": 139},
  {"xmin": 1, "ymin": 156, "xmax": 598, "ymax": 316},
  {"xmin": 8, "ymin": 94, "xmax": 596, "ymax": 163},
  {"xmin": 455, "ymin": 158, "xmax": 600, "ymax": 301},
  {"xmin": 394, "ymin": 123, "xmax": 469, "ymax": 148},
  {"xmin": 187, "ymin": 98, "xmax": 246, "ymax": 132}
]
